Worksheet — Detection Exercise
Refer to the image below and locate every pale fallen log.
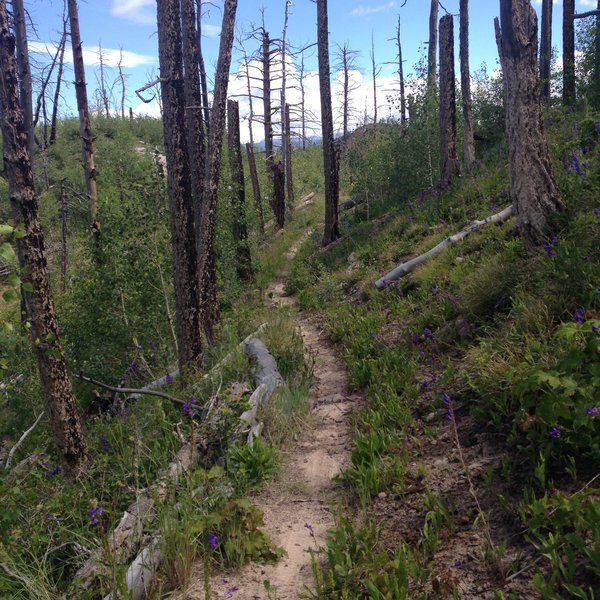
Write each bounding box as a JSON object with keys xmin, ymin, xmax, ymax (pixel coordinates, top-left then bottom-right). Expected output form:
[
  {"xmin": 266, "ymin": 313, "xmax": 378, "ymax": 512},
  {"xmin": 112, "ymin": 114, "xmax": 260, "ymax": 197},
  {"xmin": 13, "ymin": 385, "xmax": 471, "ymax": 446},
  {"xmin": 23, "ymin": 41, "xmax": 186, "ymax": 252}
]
[
  {"xmin": 4, "ymin": 411, "xmax": 45, "ymax": 470},
  {"xmin": 375, "ymin": 205, "xmax": 514, "ymax": 290},
  {"xmin": 298, "ymin": 191, "xmax": 316, "ymax": 209}
]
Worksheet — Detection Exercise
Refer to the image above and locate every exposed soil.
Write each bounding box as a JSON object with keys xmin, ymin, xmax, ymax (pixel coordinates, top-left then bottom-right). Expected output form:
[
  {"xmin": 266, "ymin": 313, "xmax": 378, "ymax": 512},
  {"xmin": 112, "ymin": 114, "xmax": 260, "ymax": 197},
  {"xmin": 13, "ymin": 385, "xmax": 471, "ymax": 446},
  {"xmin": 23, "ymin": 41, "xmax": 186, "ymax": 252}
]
[{"xmin": 174, "ymin": 232, "xmax": 361, "ymax": 599}]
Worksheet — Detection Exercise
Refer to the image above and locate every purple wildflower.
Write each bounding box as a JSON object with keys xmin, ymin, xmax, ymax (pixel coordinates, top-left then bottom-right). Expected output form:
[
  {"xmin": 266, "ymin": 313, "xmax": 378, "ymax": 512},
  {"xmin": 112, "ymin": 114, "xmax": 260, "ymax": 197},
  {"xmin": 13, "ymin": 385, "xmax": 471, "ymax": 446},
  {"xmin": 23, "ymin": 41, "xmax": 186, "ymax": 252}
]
[
  {"xmin": 100, "ymin": 435, "xmax": 111, "ymax": 453},
  {"xmin": 394, "ymin": 281, "xmax": 402, "ymax": 296},
  {"xmin": 595, "ymin": 121, "xmax": 600, "ymax": 134},
  {"xmin": 208, "ymin": 532, "xmax": 218, "ymax": 550},
  {"xmin": 490, "ymin": 202, "xmax": 497, "ymax": 213},
  {"xmin": 165, "ymin": 373, "xmax": 174, "ymax": 385},
  {"xmin": 582, "ymin": 255, "xmax": 594, "ymax": 262},
  {"xmin": 586, "ymin": 407, "xmax": 600, "ymax": 417},
  {"xmin": 571, "ymin": 150, "xmax": 584, "ymax": 177},
  {"xmin": 543, "ymin": 236, "xmax": 557, "ymax": 258},
  {"xmin": 304, "ymin": 522, "xmax": 314, "ymax": 533},
  {"xmin": 442, "ymin": 392, "xmax": 454, "ymax": 421},
  {"xmin": 592, "ymin": 325, "xmax": 600, "ymax": 334},
  {"xmin": 549, "ymin": 426, "xmax": 561, "ymax": 439},
  {"xmin": 573, "ymin": 308, "xmax": 585, "ymax": 324},
  {"xmin": 423, "ymin": 327, "xmax": 433, "ymax": 339},
  {"xmin": 380, "ymin": 271, "xmax": 388, "ymax": 289},
  {"xmin": 594, "ymin": 208, "xmax": 599, "ymax": 218},
  {"xmin": 87, "ymin": 505, "xmax": 104, "ymax": 526},
  {"xmin": 183, "ymin": 397, "xmax": 199, "ymax": 419},
  {"xmin": 50, "ymin": 466, "xmax": 62, "ymax": 477}
]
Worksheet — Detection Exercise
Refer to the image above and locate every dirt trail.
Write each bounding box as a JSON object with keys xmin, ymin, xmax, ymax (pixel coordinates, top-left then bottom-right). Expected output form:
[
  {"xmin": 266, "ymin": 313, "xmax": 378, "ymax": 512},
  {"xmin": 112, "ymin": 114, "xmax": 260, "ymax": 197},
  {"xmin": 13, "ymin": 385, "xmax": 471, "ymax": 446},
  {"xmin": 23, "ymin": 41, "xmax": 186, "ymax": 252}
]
[{"xmin": 177, "ymin": 233, "xmax": 360, "ymax": 599}]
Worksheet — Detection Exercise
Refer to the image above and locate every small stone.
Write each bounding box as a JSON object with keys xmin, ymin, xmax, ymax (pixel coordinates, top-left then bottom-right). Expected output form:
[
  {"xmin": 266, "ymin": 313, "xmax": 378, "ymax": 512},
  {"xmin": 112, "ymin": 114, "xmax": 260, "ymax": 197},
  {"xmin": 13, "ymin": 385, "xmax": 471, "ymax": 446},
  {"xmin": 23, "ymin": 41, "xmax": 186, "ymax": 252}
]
[{"xmin": 377, "ymin": 492, "xmax": 387, "ymax": 499}]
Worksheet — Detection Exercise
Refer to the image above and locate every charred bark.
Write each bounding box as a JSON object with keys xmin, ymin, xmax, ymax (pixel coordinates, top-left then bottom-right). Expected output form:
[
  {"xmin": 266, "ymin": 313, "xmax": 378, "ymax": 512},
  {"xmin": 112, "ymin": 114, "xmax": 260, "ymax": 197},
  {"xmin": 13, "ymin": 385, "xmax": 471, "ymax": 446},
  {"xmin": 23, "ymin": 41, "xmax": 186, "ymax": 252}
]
[
  {"xmin": 196, "ymin": 0, "xmax": 210, "ymax": 136},
  {"xmin": 459, "ymin": 0, "xmax": 476, "ymax": 171},
  {"xmin": 317, "ymin": 0, "xmax": 340, "ymax": 246},
  {"xmin": 197, "ymin": 0, "xmax": 238, "ymax": 341},
  {"xmin": 67, "ymin": 0, "xmax": 100, "ymax": 241},
  {"xmin": 396, "ymin": 15, "xmax": 406, "ymax": 124},
  {"xmin": 271, "ymin": 159, "xmax": 285, "ymax": 229},
  {"xmin": 13, "ymin": 0, "xmax": 33, "ymax": 160},
  {"xmin": 563, "ymin": 0, "xmax": 576, "ymax": 105},
  {"xmin": 156, "ymin": 0, "xmax": 203, "ymax": 370},
  {"xmin": 0, "ymin": 1, "xmax": 89, "ymax": 475},
  {"xmin": 284, "ymin": 103, "xmax": 294, "ymax": 211},
  {"xmin": 439, "ymin": 15, "xmax": 460, "ymax": 188},
  {"xmin": 496, "ymin": 0, "xmax": 564, "ymax": 243},
  {"xmin": 246, "ymin": 142, "xmax": 264, "ymax": 235},
  {"xmin": 539, "ymin": 0, "xmax": 553, "ymax": 102},
  {"xmin": 427, "ymin": 0, "xmax": 439, "ymax": 93},
  {"xmin": 227, "ymin": 99, "xmax": 252, "ymax": 281},
  {"xmin": 49, "ymin": 22, "xmax": 67, "ymax": 145}
]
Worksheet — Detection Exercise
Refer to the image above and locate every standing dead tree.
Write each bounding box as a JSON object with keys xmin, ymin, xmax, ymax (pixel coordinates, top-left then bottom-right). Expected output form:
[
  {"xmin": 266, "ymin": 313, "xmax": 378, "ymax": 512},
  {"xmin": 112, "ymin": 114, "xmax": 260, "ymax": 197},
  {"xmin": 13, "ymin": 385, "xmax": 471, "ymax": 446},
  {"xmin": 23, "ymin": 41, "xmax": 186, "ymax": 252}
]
[
  {"xmin": 563, "ymin": 0, "xmax": 576, "ymax": 106},
  {"xmin": 95, "ymin": 42, "xmax": 111, "ymax": 118},
  {"xmin": 13, "ymin": 0, "xmax": 33, "ymax": 160},
  {"xmin": 67, "ymin": 0, "xmax": 100, "ymax": 242},
  {"xmin": 539, "ymin": 0, "xmax": 553, "ymax": 102},
  {"xmin": 386, "ymin": 15, "xmax": 407, "ymax": 124},
  {"xmin": 0, "ymin": 0, "xmax": 89, "ymax": 475},
  {"xmin": 50, "ymin": 12, "xmax": 68, "ymax": 145},
  {"xmin": 370, "ymin": 32, "xmax": 381, "ymax": 123},
  {"xmin": 459, "ymin": 0, "xmax": 475, "ymax": 171},
  {"xmin": 317, "ymin": 0, "xmax": 340, "ymax": 246},
  {"xmin": 495, "ymin": 0, "xmax": 564, "ymax": 243},
  {"xmin": 157, "ymin": 0, "xmax": 203, "ymax": 370},
  {"xmin": 228, "ymin": 99, "xmax": 253, "ymax": 281},
  {"xmin": 439, "ymin": 14, "xmax": 460, "ymax": 189},
  {"xmin": 196, "ymin": 0, "xmax": 238, "ymax": 341},
  {"xmin": 334, "ymin": 42, "xmax": 360, "ymax": 139},
  {"xmin": 427, "ymin": 0, "xmax": 439, "ymax": 93},
  {"xmin": 280, "ymin": 0, "xmax": 294, "ymax": 212},
  {"xmin": 196, "ymin": 0, "xmax": 211, "ymax": 136}
]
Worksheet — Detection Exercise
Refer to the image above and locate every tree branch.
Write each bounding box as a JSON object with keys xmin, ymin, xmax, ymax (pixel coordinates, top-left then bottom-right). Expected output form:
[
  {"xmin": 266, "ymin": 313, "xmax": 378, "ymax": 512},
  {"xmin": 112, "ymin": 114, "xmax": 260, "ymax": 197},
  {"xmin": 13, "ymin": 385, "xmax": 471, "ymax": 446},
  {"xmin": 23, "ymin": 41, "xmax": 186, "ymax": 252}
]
[{"xmin": 4, "ymin": 411, "xmax": 45, "ymax": 470}]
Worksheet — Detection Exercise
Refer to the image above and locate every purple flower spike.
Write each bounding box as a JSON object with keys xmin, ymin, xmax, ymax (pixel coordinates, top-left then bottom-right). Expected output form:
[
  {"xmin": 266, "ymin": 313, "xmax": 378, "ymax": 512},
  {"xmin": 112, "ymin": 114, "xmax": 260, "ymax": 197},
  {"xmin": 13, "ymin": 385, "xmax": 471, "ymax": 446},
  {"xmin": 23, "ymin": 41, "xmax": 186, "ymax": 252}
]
[
  {"xmin": 549, "ymin": 426, "xmax": 561, "ymax": 439},
  {"xmin": 165, "ymin": 373, "xmax": 174, "ymax": 385},
  {"xmin": 208, "ymin": 532, "xmax": 218, "ymax": 550},
  {"xmin": 183, "ymin": 397, "xmax": 199, "ymax": 419},
  {"xmin": 586, "ymin": 407, "xmax": 600, "ymax": 417},
  {"xmin": 594, "ymin": 208, "xmax": 599, "ymax": 218},
  {"xmin": 595, "ymin": 121, "xmax": 600, "ymax": 134},
  {"xmin": 573, "ymin": 308, "xmax": 585, "ymax": 324},
  {"xmin": 423, "ymin": 327, "xmax": 433, "ymax": 338},
  {"xmin": 50, "ymin": 466, "xmax": 62, "ymax": 477},
  {"xmin": 592, "ymin": 325, "xmax": 600, "ymax": 334}
]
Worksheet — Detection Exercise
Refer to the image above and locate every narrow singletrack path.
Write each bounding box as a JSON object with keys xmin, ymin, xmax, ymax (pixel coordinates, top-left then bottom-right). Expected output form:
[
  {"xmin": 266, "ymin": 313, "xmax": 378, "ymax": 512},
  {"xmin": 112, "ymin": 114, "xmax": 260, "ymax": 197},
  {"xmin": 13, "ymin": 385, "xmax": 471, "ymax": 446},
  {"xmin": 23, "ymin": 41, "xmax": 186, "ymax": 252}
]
[{"xmin": 178, "ymin": 232, "xmax": 361, "ymax": 599}]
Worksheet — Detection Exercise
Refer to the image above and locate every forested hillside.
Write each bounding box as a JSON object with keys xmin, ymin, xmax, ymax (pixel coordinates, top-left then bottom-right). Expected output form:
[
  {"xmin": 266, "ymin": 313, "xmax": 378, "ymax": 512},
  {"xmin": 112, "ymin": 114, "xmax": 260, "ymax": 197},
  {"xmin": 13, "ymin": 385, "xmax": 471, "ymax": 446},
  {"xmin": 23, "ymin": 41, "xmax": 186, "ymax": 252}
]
[{"xmin": 0, "ymin": 0, "xmax": 599, "ymax": 598}]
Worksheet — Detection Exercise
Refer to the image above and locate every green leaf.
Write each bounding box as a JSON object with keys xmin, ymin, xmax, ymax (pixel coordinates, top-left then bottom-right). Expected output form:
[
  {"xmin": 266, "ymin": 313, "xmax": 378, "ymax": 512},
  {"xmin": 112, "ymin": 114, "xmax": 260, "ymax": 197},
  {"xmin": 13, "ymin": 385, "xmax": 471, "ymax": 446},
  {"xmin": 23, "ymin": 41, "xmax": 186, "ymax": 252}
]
[
  {"xmin": 0, "ymin": 224, "xmax": 13, "ymax": 236},
  {"xmin": 0, "ymin": 243, "xmax": 15, "ymax": 262},
  {"xmin": 2, "ymin": 290, "xmax": 16, "ymax": 303},
  {"xmin": 13, "ymin": 224, "xmax": 26, "ymax": 240},
  {"xmin": 6, "ymin": 274, "xmax": 20, "ymax": 287},
  {"xmin": 22, "ymin": 282, "xmax": 33, "ymax": 293}
]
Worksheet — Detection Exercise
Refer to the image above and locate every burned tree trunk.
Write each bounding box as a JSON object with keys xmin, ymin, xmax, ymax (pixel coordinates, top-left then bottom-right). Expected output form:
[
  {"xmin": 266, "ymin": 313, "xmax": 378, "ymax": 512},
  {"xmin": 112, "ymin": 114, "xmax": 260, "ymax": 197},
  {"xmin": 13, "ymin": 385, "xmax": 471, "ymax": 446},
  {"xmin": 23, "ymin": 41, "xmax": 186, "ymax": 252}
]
[
  {"xmin": 228, "ymin": 100, "xmax": 252, "ymax": 281},
  {"xmin": 281, "ymin": 0, "xmax": 292, "ymax": 212},
  {"xmin": 13, "ymin": 0, "xmax": 33, "ymax": 160},
  {"xmin": 246, "ymin": 142, "xmax": 264, "ymax": 235},
  {"xmin": 460, "ymin": 0, "xmax": 476, "ymax": 171},
  {"xmin": 439, "ymin": 15, "xmax": 460, "ymax": 188},
  {"xmin": 317, "ymin": 0, "xmax": 340, "ymax": 246},
  {"xmin": 0, "ymin": 0, "xmax": 89, "ymax": 475},
  {"xmin": 181, "ymin": 0, "xmax": 207, "ymax": 247},
  {"xmin": 156, "ymin": 0, "xmax": 203, "ymax": 370},
  {"xmin": 197, "ymin": 0, "xmax": 238, "ymax": 341},
  {"xmin": 396, "ymin": 15, "xmax": 406, "ymax": 125},
  {"xmin": 495, "ymin": 0, "xmax": 564, "ymax": 243},
  {"xmin": 427, "ymin": 0, "xmax": 439, "ymax": 93},
  {"xmin": 67, "ymin": 0, "xmax": 100, "ymax": 242},
  {"xmin": 563, "ymin": 0, "xmax": 576, "ymax": 106},
  {"xmin": 196, "ymin": 0, "xmax": 210, "ymax": 136},
  {"xmin": 49, "ymin": 22, "xmax": 67, "ymax": 145},
  {"xmin": 539, "ymin": 0, "xmax": 553, "ymax": 102},
  {"xmin": 284, "ymin": 103, "xmax": 294, "ymax": 211}
]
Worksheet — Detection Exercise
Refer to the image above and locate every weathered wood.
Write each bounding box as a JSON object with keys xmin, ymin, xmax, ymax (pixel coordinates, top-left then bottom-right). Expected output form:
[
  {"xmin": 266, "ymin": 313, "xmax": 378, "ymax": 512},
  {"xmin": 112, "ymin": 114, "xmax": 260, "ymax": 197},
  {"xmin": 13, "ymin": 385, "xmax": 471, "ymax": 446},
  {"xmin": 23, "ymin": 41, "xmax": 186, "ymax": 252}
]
[
  {"xmin": 157, "ymin": 0, "xmax": 203, "ymax": 370},
  {"xmin": 67, "ymin": 0, "xmax": 100, "ymax": 241},
  {"xmin": 246, "ymin": 142, "xmax": 264, "ymax": 235},
  {"xmin": 539, "ymin": 0, "xmax": 553, "ymax": 102},
  {"xmin": 375, "ymin": 206, "xmax": 515, "ymax": 289},
  {"xmin": 227, "ymin": 99, "xmax": 253, "ymax": 281},
  {"xmin": 459, "ymin": 0, "xmax": 476, "ymax": 171},
  {"xmin": 496, "ymin": 1, "xmax": 564, "ymax": 243},
  {"xmin": 439, "ymin": 14, "xmax": 460, "ymax": 188},
  {"xmin": 196, "ymin": 0, "xmax": 238, "ymax": 342},
  {"xmin": 395, "ymin": 15, "xmax": 407, "ymax": 125},
  {"xmin": 427, "ymin": 0, "xmax": 439, "ymax": 92},
  {"xmin": 317, "ymin": 0, "xmax": 340, "ymax": 246},
  {"xmin": 0, "ymin": 1, "xmax": 89, "ymax": 475},
  {"xmin": 4, "ymin": 411, "xmax": 45, "ymax": 470},
  {"xmin": 563, "ymin": 0, "xmax": 576, "ymax": 105},
  {"xmin": 285, "ymin": 103, "xmax": 295, "ymax": 211}
]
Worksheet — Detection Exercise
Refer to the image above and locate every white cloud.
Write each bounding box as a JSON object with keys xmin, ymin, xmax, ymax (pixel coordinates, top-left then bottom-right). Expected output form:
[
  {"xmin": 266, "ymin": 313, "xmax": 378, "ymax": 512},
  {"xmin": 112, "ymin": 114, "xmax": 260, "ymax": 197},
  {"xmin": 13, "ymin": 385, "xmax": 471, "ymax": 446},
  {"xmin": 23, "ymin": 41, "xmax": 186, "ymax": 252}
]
[
  {"xmin": 351, "ymin": 2, "xmax": 396, "ymax": 17},
  {"xmin": 29, "ymin": 41, "xmax": 156, "ymax": 68},
  {"xmin": 111, "ymin": 0, "xmax": 155, "ymax": 25}
]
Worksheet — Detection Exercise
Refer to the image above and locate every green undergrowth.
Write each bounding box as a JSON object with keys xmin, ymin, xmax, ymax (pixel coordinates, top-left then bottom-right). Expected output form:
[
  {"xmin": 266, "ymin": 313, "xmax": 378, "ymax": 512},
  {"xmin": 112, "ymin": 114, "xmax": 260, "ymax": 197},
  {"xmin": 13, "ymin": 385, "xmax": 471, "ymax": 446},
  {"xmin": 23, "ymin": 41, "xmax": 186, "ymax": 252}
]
[
  {"xmin": 0, "ymin": 116, "xmax": 319, "ymax": 598},
  {"xmin": 294, "ymin": 108, "xmax": 600, "ymax": 598}
]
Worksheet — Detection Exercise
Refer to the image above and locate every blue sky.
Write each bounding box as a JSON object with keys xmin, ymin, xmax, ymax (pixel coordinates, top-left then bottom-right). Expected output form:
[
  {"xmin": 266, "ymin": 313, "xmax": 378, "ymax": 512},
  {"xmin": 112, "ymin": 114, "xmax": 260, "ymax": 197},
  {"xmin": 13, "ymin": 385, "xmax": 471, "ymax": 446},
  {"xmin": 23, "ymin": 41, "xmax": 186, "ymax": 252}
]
[{"xmin": 26, "ymin": 0, "xmax": 598, "ymax": 141}]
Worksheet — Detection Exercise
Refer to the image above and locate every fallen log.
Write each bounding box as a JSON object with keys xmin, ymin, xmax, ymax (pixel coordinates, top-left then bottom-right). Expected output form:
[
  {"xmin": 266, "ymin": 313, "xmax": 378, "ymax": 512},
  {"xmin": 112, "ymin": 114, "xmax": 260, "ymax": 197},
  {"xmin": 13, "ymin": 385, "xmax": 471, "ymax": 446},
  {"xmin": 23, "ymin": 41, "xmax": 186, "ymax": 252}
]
[
  {"xmin": 375, "ymin": 205, "xmax": 514, "ymax": 290},
  {"xmin": 298, "ymin": 191, "xmax": 316, "ymax": 210}
]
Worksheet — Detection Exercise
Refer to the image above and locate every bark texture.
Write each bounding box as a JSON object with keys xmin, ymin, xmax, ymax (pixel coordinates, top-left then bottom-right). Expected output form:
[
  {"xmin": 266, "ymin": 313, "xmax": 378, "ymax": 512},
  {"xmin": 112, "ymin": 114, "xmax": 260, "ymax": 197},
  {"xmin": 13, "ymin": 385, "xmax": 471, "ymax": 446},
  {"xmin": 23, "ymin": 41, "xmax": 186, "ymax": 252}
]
[
  {"xmin": 156, "ymin": 0, "xmax": 203, "ymax": 370},
  {"xmin": 12, "ymin": 0, "xmax": 33, "ymax": 160},
  {"xmin": 427, "ymin": 0, "xmax": 439, "ymax": 92},
  {"xmin": 67, "ymin": 0, "xmax": 100, "ymax": 241},
  {"xmin": 563, "ymin": 0, "xmax": 576, "ymax": 105},
  {"xmin": 49, "ymin": 25, "xmax": 67, "ymax": 145},
  {"xmin": 439, "ymin": 15, "xmax": 460, "ymax": 188},
  {"xmin": 0, "ymin": 1, "xmax": 88, "ymax": 475},
  {"xmin": 227, "ymin": 100, "xmax": 253, "ymax": 281},
  {"xmin": 284, "ymin": 103, "xmax": 294, "ymax": 211},
  {"xmin": 539, "ymin": 0, "xmax": 553, "ymax": 102},
  {"xmin": 246, "ymin": 142, "xmax": 264, "ymax": 235},
  {"xmin": 496, "ymin": 0, "xmax": 564, "ymax": 243},
  {"xmin": 459, "ymin": 0, "xmax": 476, "ymax": 170},
  {"xmin": 396, "ymin": 16, "xmax": 406, "ymax": 125},
  {"xmin": 196, "ymin": 0, "xmax": 238, "ymax": 341},
  {"xmin": 317, "ymin": 0, "xmax": 340, "ymax": 246}
]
